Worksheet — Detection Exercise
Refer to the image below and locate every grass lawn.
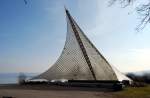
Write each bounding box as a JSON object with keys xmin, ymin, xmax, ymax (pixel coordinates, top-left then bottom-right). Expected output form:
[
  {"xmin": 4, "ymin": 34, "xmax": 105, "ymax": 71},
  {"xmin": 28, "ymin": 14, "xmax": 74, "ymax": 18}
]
[{"xmin": 112, "ymin": 85, "xmax": 150, "ymax": 98}]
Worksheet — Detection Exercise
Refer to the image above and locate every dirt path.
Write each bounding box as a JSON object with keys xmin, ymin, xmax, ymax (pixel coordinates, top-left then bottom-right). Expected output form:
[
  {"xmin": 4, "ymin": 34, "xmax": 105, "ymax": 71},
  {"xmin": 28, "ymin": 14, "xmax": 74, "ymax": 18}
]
[
  {"xmin": 0, "ymin": 84, "xmax": 114, "ymax": 98},
  {"xmin": 0, "ymin": 89, "xmax": 114, "ymax": 98}
]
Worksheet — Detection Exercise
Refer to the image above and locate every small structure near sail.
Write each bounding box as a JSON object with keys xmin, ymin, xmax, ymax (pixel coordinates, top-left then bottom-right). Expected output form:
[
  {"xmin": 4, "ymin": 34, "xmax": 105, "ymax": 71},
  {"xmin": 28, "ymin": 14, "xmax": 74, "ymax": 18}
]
[{"xmin": 34, "ymin": 8, "xmax": 131, "ymax": 84}]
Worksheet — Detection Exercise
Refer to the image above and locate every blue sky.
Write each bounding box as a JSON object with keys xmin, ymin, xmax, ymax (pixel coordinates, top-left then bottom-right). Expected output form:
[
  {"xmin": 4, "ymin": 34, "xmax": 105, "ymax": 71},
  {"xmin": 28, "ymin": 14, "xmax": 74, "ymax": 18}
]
[{"xmin": 0, "ymin": 0, "xmax": 150, "ymax": 73}]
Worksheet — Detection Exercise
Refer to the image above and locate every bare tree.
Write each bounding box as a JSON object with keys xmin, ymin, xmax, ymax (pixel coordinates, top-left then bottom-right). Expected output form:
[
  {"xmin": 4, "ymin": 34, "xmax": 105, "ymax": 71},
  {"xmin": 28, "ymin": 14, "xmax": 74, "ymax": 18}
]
[
  {"xmin": 136, "ymin": 2, "xmax": 150, "ymax": 30},
  {"xmin": 109, "ymin": 0, "xmax": 150, "ymax": 31},
  {"xmin": 109, "ymin": 0, "xmax": 134, "ymax": 7}
]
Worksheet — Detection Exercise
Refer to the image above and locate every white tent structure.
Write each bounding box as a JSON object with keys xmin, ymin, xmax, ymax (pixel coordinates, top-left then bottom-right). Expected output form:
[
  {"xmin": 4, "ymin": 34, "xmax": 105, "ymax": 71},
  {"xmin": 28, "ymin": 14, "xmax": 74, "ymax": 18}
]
[{"xmin": 34, "ymin": 9, "xmax": 131, "ymax": 82}]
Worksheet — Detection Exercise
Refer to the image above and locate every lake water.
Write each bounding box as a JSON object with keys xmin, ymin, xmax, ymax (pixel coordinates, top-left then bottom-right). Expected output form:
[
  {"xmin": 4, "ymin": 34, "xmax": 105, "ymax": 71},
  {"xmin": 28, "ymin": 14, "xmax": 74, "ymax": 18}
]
[{"xmin": 0, "ymin": 73, "xmax": 38, "ymax": 84}]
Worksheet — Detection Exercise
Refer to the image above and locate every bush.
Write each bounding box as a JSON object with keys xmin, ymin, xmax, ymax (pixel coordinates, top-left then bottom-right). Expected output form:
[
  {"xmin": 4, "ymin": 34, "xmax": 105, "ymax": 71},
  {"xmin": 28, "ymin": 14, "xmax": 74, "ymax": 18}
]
[
  {"xmin": 18, "ymin": 73, "xmax": 27, "ymax": 85},
  {"xmin": 126, "ymin": 72, "xmax": 150, "ymax": 87}
]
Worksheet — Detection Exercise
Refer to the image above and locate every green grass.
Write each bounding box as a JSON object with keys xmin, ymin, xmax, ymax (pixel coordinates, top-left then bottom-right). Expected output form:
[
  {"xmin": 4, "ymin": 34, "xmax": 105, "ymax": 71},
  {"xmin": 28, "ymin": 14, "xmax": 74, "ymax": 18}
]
[{"xmin": 112, "ymin": 85, "xmax": 150, "ymax": 98}]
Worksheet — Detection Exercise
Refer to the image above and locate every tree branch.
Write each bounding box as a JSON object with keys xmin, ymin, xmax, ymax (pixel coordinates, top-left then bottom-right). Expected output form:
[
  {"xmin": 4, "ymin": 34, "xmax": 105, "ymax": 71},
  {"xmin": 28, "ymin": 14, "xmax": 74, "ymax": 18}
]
[
  {"xmin": 136, "ymin": 2, "xmax": 150, "ymax": 31},
  {"xmin": 109, "ymin": 0, "xmax": 150, "ymax": 31}
]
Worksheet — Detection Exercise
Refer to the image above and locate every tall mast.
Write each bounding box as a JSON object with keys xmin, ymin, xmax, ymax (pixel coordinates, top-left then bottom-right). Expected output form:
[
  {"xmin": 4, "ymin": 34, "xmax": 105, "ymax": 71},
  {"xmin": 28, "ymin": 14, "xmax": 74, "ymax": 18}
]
[{"xmin": 65, "ymin": 9, "xmax": 97, "ymax": 80}]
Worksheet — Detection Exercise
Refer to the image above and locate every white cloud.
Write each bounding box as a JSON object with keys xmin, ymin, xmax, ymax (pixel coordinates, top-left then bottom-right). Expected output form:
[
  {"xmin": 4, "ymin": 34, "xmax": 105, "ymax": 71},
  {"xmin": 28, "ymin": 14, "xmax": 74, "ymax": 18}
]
[
  {"xmin": 129, "ymin": 48, "xmax": 150, "ymax": 68},
  {"xmin": 109, "ymin": 48, "xmax": 150, "ymax": 72}
]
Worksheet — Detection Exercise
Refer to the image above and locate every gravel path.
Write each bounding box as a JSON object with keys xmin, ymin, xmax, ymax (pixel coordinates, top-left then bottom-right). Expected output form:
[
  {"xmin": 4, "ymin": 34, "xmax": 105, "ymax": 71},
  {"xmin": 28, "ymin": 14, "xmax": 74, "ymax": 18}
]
[
  {"xmin": 0, "ymin": 89, "xmax": 113, "ymax": 98},
  {"xmin": 0, "ymin": 84, "xmax": 114, "ymax": 98}
]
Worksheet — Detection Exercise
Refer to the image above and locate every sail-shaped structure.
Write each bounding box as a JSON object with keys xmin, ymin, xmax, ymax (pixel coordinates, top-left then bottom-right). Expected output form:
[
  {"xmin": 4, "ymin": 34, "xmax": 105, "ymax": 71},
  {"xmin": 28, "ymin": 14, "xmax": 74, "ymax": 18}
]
[{"xmin": 35, "ymin": 9, "xmax": 131, "ymax": 82}]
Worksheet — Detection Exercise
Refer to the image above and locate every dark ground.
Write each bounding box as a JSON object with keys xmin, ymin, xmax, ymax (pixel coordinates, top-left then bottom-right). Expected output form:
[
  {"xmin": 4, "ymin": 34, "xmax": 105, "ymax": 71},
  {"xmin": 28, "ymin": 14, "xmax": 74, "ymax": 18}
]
[{"xmin": 0, "ymin": 84, "xmax": 150, "ymax": 98}]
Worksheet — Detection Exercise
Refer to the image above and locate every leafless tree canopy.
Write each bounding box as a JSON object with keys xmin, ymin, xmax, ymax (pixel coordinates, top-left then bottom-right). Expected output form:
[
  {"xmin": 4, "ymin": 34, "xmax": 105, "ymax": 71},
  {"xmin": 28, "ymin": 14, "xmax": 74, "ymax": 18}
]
[
  {"xmin": 136, "ymin": 2, "xmax": 150, "ymax": 30},
  {"xmin": 109, "ymin": 0, "xmax": 134, "ymax": 7},
  {"xmin": 109, "ymin": 0, "xmax": 150, "ymax": 31}
]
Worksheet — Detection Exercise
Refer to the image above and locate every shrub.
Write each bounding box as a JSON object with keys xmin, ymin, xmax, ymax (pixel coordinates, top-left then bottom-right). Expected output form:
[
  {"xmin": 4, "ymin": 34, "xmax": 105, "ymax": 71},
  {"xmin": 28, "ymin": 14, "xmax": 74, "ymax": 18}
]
[{"xmin": 18, "ymin": 73, "xmax": 27, "ymax": 85}]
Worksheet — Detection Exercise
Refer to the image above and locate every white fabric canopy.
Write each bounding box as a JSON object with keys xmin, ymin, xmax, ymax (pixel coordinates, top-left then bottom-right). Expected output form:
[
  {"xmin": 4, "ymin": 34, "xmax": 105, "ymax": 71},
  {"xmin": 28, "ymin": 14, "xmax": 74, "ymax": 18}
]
[{"xmin": 35, "ymin": 9, "xmax": 131, "ymax": 82}]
